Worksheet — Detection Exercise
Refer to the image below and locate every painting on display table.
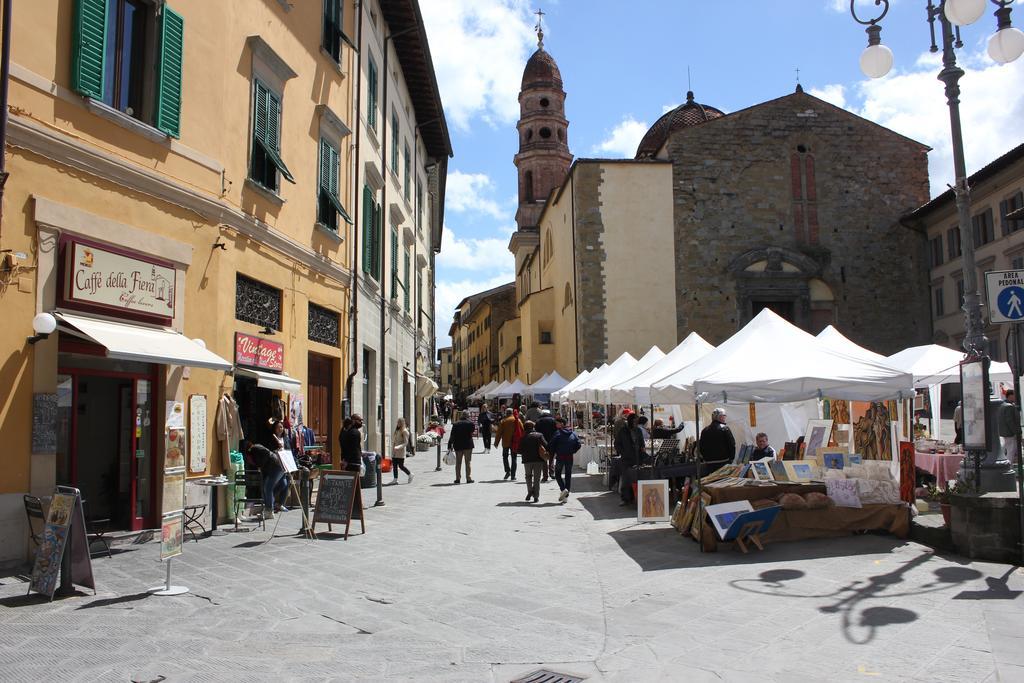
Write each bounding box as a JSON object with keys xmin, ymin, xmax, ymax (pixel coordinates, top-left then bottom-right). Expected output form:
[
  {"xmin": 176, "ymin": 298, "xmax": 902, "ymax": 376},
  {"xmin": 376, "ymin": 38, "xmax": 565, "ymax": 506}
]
[{"xmin": 852, "ymin": 402, "xmax": 892, "ymax": 460}]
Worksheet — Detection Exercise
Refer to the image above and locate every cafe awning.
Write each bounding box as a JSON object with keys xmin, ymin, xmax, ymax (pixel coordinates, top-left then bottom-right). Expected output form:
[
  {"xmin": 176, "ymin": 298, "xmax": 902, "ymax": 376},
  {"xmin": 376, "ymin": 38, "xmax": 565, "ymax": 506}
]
[
  {"xmin": 56, "ymin": 312, "xmax": 232, "ymax": 371},
  {"xmin": 416, "ymin": 374, "xmax": 439, "ymax": 398},
  {"xmin": 234, "ymin": 366, "xmax": 302, "ymax": 393}
]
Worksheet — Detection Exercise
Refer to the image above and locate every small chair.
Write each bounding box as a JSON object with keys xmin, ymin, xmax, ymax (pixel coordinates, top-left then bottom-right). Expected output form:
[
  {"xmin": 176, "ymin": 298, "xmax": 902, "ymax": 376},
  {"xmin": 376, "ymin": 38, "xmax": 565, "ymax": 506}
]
[
  {"xmin": 182, "ymin": 504, "xmax": 207, "ymax": 542},
  {"xmin": 233, "ymin": 470, "xmax": 266, "ymax": 531},
  {"xmin": 81, "ymin": 500, "xmax": 112, "ymax": 559},
  {"xmin": 23, "ymin": 495, "xmax": 44, "ymax": 547}
]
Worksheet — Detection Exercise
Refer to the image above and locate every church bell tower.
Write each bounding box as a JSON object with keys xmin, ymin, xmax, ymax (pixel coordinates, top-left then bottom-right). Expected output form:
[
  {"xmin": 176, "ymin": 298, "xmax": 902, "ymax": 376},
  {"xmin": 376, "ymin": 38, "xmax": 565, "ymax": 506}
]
[{"xmin": 513, "ymin": 20, "xmax": 572, "ymax": 235}]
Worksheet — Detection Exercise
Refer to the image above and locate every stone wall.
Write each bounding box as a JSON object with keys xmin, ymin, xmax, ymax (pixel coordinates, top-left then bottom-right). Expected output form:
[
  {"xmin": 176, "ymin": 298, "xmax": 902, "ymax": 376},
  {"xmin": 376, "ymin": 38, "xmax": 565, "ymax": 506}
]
[
  {"xmin": 572, "ymin": 163, "xmax": 608, "ymax": 371},
  {"xmin": 668, "ymin": 90, "xmax": 931, "ymax": 354}
]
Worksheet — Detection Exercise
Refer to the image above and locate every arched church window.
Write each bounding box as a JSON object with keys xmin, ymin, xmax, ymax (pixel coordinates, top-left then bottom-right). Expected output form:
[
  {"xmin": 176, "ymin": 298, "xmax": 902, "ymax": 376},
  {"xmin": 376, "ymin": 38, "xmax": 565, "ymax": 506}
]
[
  {"xmin": 539, "ymin": 127, "xmax": 551, "ymax": 139},
  {"xmin": 526, "ymin": 129, "xmax": 534, "ymax": 141},
  {"xmin": 525, "ymin": 170, "xmax": 534, "ymax": 202}
]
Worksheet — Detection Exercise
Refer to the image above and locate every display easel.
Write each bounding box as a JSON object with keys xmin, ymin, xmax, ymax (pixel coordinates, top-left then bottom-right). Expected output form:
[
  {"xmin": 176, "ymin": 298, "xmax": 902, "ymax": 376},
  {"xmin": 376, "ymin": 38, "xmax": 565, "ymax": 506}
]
[
  {"xmin": 264, "ymin": 450, "xmax": 316, "ymax": 543},
  {"xmin": 28, "ymin": 486, "xmax": 96, "ymax": 600}
]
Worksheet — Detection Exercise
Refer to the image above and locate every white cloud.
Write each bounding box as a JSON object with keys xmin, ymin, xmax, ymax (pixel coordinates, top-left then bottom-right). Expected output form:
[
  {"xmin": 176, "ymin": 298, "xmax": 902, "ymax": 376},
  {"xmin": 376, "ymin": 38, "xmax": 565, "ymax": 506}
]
[
  {"xmin": 435, "ymin": 273, "xmax": 515, "ymax": 346},
  {"xmin": 592, "ymin": 116, "xmax": 649, "ymax": 158},
  {"xmin": 808, "ymin": 83, "xmax": 847, "ymax": 109},
  {"xmin": 419, "ymin": 0, "xmax": 538, "ymax": 130},
  {"xmin": 445, "ymin": 170, "xmax": 508, "ymax": 218},
  {"xmin": 849, "ymin": 48, "xmax": 1024, "ymax": 195},
  {"xmin": 437, "ymin": 226, "xmax": 514, "ymax": 272}
]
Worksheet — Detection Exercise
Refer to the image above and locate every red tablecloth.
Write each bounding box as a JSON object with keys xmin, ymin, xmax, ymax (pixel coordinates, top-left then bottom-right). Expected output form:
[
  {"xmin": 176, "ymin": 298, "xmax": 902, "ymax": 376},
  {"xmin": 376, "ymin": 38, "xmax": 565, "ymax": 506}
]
[{"xmin": 914, "ymin": 450, "xmax": 964, "ymax": 487}]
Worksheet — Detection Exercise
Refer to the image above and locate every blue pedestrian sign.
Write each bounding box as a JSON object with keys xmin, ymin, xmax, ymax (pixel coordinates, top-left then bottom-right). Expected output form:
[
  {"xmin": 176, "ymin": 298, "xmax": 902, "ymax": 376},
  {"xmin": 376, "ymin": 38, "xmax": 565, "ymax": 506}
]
[{"xmin": 985, "ymin": 270, "xmax": 1024, "ymax": 324}]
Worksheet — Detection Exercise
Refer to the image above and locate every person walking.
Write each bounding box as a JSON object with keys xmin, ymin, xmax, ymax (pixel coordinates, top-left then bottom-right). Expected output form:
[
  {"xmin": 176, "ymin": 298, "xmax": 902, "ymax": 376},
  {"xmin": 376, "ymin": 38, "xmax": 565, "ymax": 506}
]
[
  {"xmin": 495, "ymin": 408, "xmax": 522, "ymax": 480},
  {"xmin": 478, "ymin": 404, "xmax": 494, "ymax": 452},
  {"xmin": 339, "ymin": 414, "xmax": 364, "ymax": 473},
  {"xmin": 447, "ymin": 411, "xmax": 476, "ymax": 484},
  {"xmin": 548, "ymin": 416, "xmax": 582, "ymax": 503},
  {"xmin": 535, "ymin": 409, "xmax": 557, "ymax": 481},
  {"xmin": 391, "ymin": 418, "xmax": 413, "ymax": 484},
  {"xmin": 526, "ymin": 401, "xmax": 543, "ymax": 423},
  {"xmin": 518, "ymin": 421, "xmax": 548, "ymax": 503},
  {"xmin": 615, "ymin": 412, "xmax": 645, "ymax": 506}
]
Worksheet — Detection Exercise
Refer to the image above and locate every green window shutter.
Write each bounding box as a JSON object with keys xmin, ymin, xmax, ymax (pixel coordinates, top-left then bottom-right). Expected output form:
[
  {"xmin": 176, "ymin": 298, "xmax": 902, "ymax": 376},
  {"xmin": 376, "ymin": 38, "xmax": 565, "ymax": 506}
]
[
  {"xmin": 403, "ymin": 249, "xmax": 410, "ymax": 311},
  {"xmin": 155, "ymin": 6, "xmax": 184, "ymax": 138},
  {"xmin": 71, "ymin": 0, "xmax": 107, "ymax": 99},
  {"xmin": 255, "ymin": 88, "xmax": 295, "ymax": 184},
  {"xmin": 367, "ymin": 59, "xmax": 378, "ymax": 130},
  {"xmin": 362, "ymin": 185, "xmax": 373, "ymax": 274},
  {"xmin": 403, "ymin": 143, "xmax": 410, "ymax": 200},
  {"xmin": 373, "ymin": 202, "xmax": 383, "ymax": 280},
  {"xmin": 319, "ymin": 139, "xmax": 331, "ymax": 191},
  {"xmin": 390, "ymin": 228, "xmax": 399, "ymax": 299},
  {"xmin": 390, "ymin": 111, "xmax": 399, "ymax": 170}
]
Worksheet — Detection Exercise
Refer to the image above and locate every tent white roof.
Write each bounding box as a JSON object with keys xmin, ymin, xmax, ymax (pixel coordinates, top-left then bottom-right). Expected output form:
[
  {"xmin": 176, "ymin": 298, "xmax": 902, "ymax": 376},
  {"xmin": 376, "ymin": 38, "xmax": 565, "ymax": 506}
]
[
  {"xmin": 483, "ymin": 380, "xmax": 511, "ymax": 398},
  {"xmin": 653, "ymin": 309, "xmax": 915, "ymax": 404},
  {"xmin": 528, "ymin": 371, "xmax": 570, "ymax": 395},
  {"xmin": 504, "ymin": 378, "xmax": 529, "ymax": 396},
  {"xmin": 607, "ymin": 332, "xmax": 715, "ymax": 405},
  {"xmin": 587, "ymin": 347, "xmax": 664, "ymax": 404},
  {"xmin": 816, "ymin": 326, "xmax": 891, "ymax": 364},
  {"xmin": 886, "ymin": 344, "xmax": 1014, "ymax": 387},
  {"xmin": 567, "ymin": 353, "xmax": 637, "ymax": 402},
  {"xmin": 470, "ymin": 380, "xmax": 498, "ymax": 399},
  {"xmin": 551, "ymin": 369, "xmax": 593, "ymax": 402}
]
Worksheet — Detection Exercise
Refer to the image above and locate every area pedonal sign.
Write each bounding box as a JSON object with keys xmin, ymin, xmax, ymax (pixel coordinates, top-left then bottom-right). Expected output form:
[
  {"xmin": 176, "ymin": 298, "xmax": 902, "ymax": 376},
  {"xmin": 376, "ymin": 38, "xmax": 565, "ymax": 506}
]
[{"xmin": 985, "ymin": 270, "xmax": 1024, "ymax": 324}]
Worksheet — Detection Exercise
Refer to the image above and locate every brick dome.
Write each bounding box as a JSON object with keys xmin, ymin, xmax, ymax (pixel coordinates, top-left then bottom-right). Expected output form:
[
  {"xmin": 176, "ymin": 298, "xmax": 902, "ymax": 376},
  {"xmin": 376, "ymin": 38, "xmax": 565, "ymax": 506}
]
[
  {"xmin": 521, "ymin": 48, "xmax": 562, "ymax": 90},
  {"xmin": 635, "ymin": 91, "xmax": 725, "ymax": 159}
]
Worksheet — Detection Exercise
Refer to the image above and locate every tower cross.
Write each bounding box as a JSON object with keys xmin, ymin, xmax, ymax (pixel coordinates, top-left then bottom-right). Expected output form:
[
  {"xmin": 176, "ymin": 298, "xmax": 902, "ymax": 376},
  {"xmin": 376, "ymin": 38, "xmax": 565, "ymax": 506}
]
[{"xmin": 535, "ymin": 8, "xmax": 545, "ymax": 47}]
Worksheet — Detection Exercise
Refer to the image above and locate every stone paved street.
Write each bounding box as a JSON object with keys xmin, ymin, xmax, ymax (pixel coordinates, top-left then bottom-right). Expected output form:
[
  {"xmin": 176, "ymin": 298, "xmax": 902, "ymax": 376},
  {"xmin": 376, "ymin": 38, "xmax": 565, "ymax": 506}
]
[{"xmin": 2, "ymin": 435, "xmax": 1024, "ymax": 682}]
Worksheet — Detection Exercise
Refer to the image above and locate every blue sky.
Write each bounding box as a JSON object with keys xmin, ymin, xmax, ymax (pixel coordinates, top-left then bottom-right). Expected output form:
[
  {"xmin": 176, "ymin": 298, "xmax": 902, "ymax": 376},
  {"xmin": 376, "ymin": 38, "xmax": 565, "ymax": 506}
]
[{"xmin": 421, "ymin": 0, "xmax": 1024, "ymax": 346}]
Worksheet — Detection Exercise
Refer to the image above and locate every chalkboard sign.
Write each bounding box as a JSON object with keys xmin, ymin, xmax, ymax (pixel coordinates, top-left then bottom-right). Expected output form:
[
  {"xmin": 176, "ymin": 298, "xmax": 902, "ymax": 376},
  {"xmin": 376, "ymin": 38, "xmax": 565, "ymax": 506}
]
[
  {"xmin": 313, "ymin": 471, "xmax": 365, "ymax": 539},
  {"xmin": 32, "ymin": 393, "xmax": 57, "ymax": 455}
]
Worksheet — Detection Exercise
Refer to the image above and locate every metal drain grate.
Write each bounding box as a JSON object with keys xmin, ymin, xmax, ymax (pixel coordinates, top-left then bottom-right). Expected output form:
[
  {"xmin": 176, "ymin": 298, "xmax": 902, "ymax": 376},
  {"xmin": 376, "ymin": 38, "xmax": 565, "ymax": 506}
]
[{"xmin": 510, "ymin": 669, "xmax": 585, "ymax": 683}]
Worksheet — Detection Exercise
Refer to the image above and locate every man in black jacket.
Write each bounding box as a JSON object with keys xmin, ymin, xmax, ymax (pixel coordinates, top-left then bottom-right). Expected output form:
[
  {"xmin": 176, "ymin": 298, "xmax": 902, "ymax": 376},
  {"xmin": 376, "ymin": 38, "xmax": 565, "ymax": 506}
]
[
  {"xmin": 339, "ymin": 414, "xmax": 364, "ymax": 473},
  {"xmin": 478, "ymin": 404, "xmax": 494, "ymax": 452},
  {"xmin": 447, "ymin": 411, "xmax": 476, "ymax": 484},
  {"xmin": 698, "ymin": 408, "xmax": 735, "ymax": 471},
  {"xmin": 535, "ymin": 410, "xmax": 557, "ymax": 480}
]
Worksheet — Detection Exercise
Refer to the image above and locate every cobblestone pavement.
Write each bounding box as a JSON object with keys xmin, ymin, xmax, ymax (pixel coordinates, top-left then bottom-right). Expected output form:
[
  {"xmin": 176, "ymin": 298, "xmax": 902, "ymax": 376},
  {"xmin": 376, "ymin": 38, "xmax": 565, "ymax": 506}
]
[{"xmin": 2, "ymin": 437, "xmax": 1023, "ymax": 682}]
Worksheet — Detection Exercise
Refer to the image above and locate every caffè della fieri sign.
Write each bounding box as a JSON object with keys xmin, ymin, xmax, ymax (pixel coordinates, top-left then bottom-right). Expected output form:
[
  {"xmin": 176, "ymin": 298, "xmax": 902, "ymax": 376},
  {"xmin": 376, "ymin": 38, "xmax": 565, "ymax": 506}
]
[{"xmin": 64, "ymin": 241, "xmax": 175, "ymax": 320}]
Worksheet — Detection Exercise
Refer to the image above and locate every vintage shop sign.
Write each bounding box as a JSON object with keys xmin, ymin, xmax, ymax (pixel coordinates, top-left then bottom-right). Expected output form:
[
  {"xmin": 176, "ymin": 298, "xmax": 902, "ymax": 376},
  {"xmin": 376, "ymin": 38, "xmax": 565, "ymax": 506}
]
[
  {"xmin": 65, "ymin": 241, "xmax": 175, "ymax": 319},
  {"xmin": 235, "ymin": 332, "xmax": 284, "ymax": 371}
]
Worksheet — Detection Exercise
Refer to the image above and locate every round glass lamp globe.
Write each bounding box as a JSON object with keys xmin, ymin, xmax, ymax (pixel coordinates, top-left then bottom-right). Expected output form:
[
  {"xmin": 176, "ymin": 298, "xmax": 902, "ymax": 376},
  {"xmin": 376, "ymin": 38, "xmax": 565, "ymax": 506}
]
[
  {"xmin": 32, "ymin": 312, "xmax": 57, "ymax": 335},
  {"xmin": 192, "ymin": 338, "xmax": 207, "ymax": 349},
  {"xmin": 988, "ymin": 27, "xmax": 1024, "ymax": 65},
  {"xmin": 860, "ymin": 44, "xmax": 894, "ymax": 79},
  {"xmin": 944, "ymin": 0, "xmax": 986, "ymax": 26}
]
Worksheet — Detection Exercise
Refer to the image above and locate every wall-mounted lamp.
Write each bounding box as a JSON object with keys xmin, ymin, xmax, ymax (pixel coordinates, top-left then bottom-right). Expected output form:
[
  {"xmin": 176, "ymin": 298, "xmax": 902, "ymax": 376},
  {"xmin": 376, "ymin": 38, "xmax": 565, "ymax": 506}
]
[
  {"xmin": 193, "ymin": 338, "xmax": 207, "ymax": 349},
  {"xmin": 212, "ymin": 239, "xmax": 227, "ymax": 251},
  {"xmin": 27, "ymin": 312, "xmax": 56, "ymax": 345},
  {"xmin": 260, "ymin": 326, "xmax": 275, "ymax": 336}
]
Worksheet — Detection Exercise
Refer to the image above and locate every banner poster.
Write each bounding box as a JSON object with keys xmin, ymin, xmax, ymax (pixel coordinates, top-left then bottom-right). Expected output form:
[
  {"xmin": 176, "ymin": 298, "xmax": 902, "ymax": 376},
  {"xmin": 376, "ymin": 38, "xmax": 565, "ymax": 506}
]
[
  {"xmin": 161, "ymin": 513, "xmax": 183, "ymax": 560},
  {"xmin": 189, "ymin": 395, "xmax": 207, "ymax": 473},
  {"xmin": 165, "ymin": 401, "xmax": 186, "ymax": 469}
]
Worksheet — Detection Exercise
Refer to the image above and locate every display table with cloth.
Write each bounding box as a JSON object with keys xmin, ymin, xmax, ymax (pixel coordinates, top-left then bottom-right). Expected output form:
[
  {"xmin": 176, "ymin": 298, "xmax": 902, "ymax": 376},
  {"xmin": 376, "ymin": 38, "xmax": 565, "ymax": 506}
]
[
  {"xmin": 914, "ymin": 450, "xmax": 964, "ymax": 487},
  {"xmin": 698, "ymin": 482, "xmax": 910, "ymax": 552}
]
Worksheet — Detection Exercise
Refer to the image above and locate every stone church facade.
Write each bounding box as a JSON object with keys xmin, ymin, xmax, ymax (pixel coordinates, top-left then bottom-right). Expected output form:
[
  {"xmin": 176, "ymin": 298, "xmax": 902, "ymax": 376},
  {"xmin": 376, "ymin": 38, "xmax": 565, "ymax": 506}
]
[{"xmin": 497, "ymin": 34, "xmax": 933, "ymax": 383}]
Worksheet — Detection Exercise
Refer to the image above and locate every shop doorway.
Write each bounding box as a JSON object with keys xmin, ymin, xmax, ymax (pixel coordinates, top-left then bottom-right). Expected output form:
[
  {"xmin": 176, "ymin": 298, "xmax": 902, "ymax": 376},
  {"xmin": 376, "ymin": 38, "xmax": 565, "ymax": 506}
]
[
  {"xmin": 307, "ymin": 353, "xmax": 334, "ymax": 457},
  {"xmin": 56, "ymin": 367, "xmax": 157, "ymax": 531}
]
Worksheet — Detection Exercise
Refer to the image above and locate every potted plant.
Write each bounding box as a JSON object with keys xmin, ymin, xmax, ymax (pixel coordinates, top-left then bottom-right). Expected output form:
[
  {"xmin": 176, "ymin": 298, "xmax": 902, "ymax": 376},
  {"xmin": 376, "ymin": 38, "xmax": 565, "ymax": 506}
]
[{"xmin": 926, "ymin": 479, "xmax": 972, "ymax": 526}]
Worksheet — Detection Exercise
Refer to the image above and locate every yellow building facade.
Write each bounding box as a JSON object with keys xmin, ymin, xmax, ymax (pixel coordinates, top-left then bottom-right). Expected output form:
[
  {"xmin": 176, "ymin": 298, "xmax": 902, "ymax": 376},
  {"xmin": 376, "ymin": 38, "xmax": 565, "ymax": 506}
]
[{"xmin": 0, "ymin": 0, "xmax": 361, "ymax": 566}]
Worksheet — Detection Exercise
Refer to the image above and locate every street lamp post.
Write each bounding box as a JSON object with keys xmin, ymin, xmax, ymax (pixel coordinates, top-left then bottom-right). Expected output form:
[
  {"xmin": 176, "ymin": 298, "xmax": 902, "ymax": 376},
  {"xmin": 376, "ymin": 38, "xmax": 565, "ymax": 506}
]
[{"xmin": 850, "ymin": 0, "xmax": 1023, "ymax": 491}]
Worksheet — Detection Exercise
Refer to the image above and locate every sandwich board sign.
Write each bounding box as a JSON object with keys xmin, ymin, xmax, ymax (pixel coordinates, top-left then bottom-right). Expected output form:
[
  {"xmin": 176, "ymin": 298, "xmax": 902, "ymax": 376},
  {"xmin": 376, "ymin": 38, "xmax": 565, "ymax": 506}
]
[{"xmin": 985, "ymin": 270, "xmax": 1024, "ymax": 324}]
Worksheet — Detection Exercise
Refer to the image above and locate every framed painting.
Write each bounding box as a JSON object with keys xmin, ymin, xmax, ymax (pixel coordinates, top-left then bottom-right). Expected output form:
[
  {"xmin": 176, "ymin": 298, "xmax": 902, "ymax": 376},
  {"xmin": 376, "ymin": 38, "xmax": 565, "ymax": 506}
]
[
  {"xmin": 784, "ymin": 461, "xmax": 815, "ymax": 482},
  {"xmin": 750, "ymin": 460, "xmax": 774, "ymax": 482},
  {"xmin": 803, "ymin": 419, "xmax": 834, "ymax": 461},
  {"xmin": 960, "ymin": 358, "xmax": 990, "ymax": 450},
  {"xmin": 822, "ymin": 450, "xmax": 846, "ymax": 470},
  {"xmin": 637, "ymin": 479, "xmax": 670, "ymax": 523}
]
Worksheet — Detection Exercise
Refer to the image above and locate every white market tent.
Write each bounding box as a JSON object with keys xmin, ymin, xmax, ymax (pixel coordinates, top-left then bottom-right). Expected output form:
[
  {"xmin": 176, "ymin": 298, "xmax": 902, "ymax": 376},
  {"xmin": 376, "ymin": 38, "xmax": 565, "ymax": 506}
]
[
  {"xmin": 886, "ymin": 344, "xmax": 1014, "ymax": 387},
  {"xmin": 653, "ymin": 309, "xmax": 915, "ymax": 405},
  {"xmin": 816, "ymin": 326, "xmax": 892, "ymax": 364},
  {"xmin": 588, "ymin": 347, "xmax": 665, "ymax": 404},
  {"xmin": 527, "ymin": 371, "xmax": 570, "ymax": 395},
  {"xmin": 483, "ymin": 380, "xmax": 511, "ymax": 399},
  {"xmin": 504, "ymin": 378, "xmax": 529, "ymax": 396},
  {"xmin": 608, "ymin": 332, "xmax": 715, "ymax": 405},
  {"xmin": 569, "ymin": 353, "xmax": 637, "ymax": 402},
  {"xmin": 551, "ymin": 369, "xmax": 593, "ymax": 402},
  {"xmin": 470, "ymin": 380, "xmax": 498, "ymax": 400}
]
